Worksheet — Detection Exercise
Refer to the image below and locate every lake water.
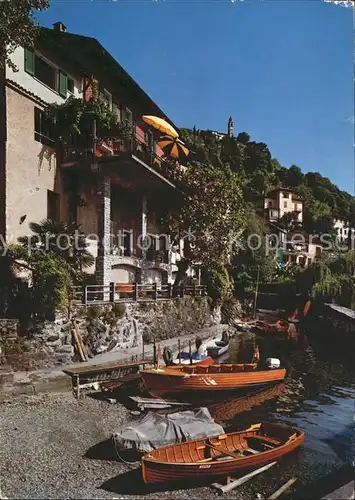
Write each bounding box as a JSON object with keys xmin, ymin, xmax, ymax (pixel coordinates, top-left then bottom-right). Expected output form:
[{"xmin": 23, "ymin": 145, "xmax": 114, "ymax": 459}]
[{"xmin": 207, "ymin": 334, "xmax": 354, "ymax": 496}]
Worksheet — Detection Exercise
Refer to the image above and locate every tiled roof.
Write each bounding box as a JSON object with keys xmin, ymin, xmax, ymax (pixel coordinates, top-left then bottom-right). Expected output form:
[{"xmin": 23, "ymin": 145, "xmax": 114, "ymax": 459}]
[{"xmin": 6, "ymin": 79, "xmax": 48, "ymax": 107}]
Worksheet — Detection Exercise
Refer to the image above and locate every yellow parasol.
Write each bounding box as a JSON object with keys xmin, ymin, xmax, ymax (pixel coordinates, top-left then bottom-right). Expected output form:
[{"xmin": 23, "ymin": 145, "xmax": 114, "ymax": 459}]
[
  {"xmin": 142, "ymin": 115, "xmax": 179, "ymax": 138},
  {"xmin": 156, "ymin": 135, "xmax": 189, "ymax": 159}
]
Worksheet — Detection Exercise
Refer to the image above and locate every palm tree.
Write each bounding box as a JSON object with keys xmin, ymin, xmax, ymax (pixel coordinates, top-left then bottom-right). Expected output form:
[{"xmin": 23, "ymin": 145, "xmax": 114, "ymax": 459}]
[{"xmin": 18, "ymin": 218, "xmax": 95, "ymax": 276}]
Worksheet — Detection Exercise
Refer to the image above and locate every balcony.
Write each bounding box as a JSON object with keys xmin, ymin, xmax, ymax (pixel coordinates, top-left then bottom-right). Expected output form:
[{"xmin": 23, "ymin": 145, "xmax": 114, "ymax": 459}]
[
  {"xmin": 146, "ymin": 248, "xmax": 170, "ymax": 264},
  {"xmin": 267, "ymin": 209, "xmax": 279, "ymax": 221},
  {"xmin": 59, "ymin": 134, "xmax": 184, "ymax": 188}
]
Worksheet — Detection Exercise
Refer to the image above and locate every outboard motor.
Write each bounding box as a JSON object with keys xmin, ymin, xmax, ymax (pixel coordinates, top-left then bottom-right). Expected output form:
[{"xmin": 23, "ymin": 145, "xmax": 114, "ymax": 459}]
[{"xmin": 266, "ymin": 357, "xmax": 281, "ymax": 369}]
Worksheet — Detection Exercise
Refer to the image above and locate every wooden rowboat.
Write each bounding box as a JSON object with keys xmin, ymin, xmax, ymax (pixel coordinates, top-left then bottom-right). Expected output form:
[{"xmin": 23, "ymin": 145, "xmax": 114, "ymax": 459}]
[
  {"xmin": 142, "ymin": 422, "xmax": 304, "ymax": 484},
  {"xmin": 253, "ymin": 320, "xmax": 289, "ymax": 336},
  {"xmin": 139, "ymin": 362, "xmax": 285, "ymax": 398}
]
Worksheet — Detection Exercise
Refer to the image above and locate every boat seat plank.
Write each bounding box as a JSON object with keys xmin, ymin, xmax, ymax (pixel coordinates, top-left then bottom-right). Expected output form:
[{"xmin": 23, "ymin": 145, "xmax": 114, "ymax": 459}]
[
  {"xmin": 244, "ymin": 448, "xmax": 259, "ymax": 455},
  {"xmin": 249, "ymin": 435, "xmax": 282, "ymax": 447},
  {"xmin": 206, "ymin": 442, "xmax": 241, "ymax": 460}
]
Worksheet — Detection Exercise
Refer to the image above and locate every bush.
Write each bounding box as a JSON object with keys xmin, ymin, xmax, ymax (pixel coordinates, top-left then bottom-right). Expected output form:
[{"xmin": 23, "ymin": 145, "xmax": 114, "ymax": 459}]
[
  {"xmin": 139, "ymin": 302, "xmax": 153, "ymax": 312},
  {"xmin": 221, "ymin": 296, "xmax": 241, "ymax": 324},
  {"xmin": 30, "ymin": 252, "xmax": 72, "ymax": 320},
  {"xmin": 0, "ymin": 246, "xmax": 73, "ymax": 321},
  {"xmin": 112, "ymin": 303, "xmax": 126, "ymax": 319},
  {"xmin": 86, "ymin": 305, "xmax": 102, "ymax": 319},
  {"xmin": 205, "ymin": 265, "xmax": 233, "ymax": 306}
]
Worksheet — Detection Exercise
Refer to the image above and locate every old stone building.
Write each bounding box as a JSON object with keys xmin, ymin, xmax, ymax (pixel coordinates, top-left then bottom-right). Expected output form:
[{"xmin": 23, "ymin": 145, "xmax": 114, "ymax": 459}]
[{"xmin": 1, "ymin": 22, "xmax": 188, "ymax": 288}]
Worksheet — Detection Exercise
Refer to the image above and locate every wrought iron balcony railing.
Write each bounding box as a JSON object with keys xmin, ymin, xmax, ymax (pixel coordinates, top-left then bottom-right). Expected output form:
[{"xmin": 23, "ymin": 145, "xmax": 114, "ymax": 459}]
[{"xmin": 60, "ymin": 134, "xmax": 185, "ymax": 186}]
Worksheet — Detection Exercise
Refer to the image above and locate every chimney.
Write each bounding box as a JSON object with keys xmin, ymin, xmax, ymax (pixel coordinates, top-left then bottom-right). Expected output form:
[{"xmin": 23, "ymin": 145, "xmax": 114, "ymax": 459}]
[{"xmin": 53, "ymin": 22, "xmax": 67, "ymax": 33}]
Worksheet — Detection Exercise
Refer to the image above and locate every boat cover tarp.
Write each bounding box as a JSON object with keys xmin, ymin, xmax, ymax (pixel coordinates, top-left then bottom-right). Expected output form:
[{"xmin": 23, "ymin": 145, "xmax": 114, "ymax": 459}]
[{"xmin": 113, "ymin": 407, "xmax": 224, "ymax": 453}]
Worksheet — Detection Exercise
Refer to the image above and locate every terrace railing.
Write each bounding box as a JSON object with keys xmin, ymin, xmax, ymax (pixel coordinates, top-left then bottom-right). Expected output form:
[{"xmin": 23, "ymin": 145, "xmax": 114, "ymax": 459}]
[
  {"xmin": 72, "ymin": 283, "xmax": 207, "ymax": 306},
  {"xmin": 113, "ymin": 135, "xmax": 184, "ymax": 185},
  {"xmin": 60, "ymin": 134, "xmax": 185, "ymax": 186}
]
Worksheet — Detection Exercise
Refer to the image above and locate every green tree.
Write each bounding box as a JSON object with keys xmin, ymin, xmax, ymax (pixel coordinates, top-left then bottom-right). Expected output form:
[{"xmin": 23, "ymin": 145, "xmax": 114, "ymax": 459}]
[
  {"xmin": 231, "ymin": 208, "xmax": 276, "ymax": 290},
  {"xmin": 0, "ymin": 244, "xmax": 72, "ymax": 320},
  {"xmin": 236, "ymin": 132, "xmax": 250, "ymax": 145},
  {"xmin": 220, "ymin": 136, "xmax": 245, "ymax": 176},
  {"xmin": 0, "ymin": 0, "xmax": 49, "ymax": 70},
  {"xmin": 286, "ymin": 165, "xmax": 304, "ymax": 187},
  {"xmin": 18, "ymin": 218, "xmax": 95, "ymax": 278},
  {"xmin": 165, "ymin": 163, "xmax": 245, "ymax": 284},
  {"xmin": 278, "ymin": 211, "xmax": 302, "ymax": 231},
  {"xmin": 295, "ymin": 251, "xmax": 355, "ymax": 308},
  {"xmin": 244, "ymin": 141, "xmax": 275, "ymax": 200}
]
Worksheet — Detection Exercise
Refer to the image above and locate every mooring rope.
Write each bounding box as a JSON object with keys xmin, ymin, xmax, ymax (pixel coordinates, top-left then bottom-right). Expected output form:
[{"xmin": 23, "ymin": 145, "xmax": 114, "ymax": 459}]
[{"xmin": 112, "ymin": 436, "xmax": 140, "ymax": 465}]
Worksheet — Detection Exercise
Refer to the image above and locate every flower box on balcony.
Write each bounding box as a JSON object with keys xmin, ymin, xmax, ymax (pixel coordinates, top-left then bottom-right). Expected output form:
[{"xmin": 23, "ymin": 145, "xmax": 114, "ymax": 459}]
[{"xmin": 115, "ymin": 283, "xmax": 133, "ymax": 294}]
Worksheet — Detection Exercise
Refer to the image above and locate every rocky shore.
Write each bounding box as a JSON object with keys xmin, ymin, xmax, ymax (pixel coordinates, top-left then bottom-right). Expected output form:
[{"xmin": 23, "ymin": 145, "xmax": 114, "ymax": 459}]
[{"xmin": 0, "ymin": 392, "xmax": 257, "ymax": 500}]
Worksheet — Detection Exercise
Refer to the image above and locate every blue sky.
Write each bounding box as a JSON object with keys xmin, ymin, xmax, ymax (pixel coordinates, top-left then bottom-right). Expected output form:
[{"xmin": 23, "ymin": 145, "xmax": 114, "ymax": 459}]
[{"xmin": 38, "ymin": 1, "xmax": 354, "ymax": 194}]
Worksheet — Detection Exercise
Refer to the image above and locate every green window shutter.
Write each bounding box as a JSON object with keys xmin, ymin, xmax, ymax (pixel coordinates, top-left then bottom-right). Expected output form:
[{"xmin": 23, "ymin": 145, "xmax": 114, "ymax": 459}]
[
  {"xmin": 121, "ymin": 107, "xmax": 126, "ymax": 123},
  {"xmin": 58, "ymin": 71, "xmax": 68, "ymax": 98},
  {"xmin": 112, "ymin": 102, "xmax": 118, "ymax": 119},
  {"xmin": 24, "ymin": 48, "xmax": 35, "ymax": 75}
]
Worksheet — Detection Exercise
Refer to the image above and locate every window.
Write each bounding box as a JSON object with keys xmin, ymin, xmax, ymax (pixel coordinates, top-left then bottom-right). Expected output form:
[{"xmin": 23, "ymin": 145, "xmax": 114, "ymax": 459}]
[
  {"xmin": 112, "ymin": 101, "xmax": 119, "ymax": 119},
  {"xmin": 123, "ymin": 230, "xmax": 132, "ymax": 257},
  {"xmin": 125, "ymin": 107, "xmax": 133, "ymax": 125},
  {"xmin": 67, "ymin": 77, "xmax": 75, "ymax": 94},
  {"xmin": 47, "ymin": 190, "xmax": 60, "ymax": 221},
  {"xmin": 284, "ymin": 201, "xmax": 287, "ymax": 208},
  {"xmin": 35, "ymin": 56, "xmax": 57, "ymax": 90},
  {"xmin": 100, "ymin": 89, "xmax": 112, "ymax": 109},
  {"xmin": 34, "ymin": 107, "xmax": 55, "ymax": 146},
  {"xmin": 24, "ymin": 48, "xmax": 70, "ymax": 98}
]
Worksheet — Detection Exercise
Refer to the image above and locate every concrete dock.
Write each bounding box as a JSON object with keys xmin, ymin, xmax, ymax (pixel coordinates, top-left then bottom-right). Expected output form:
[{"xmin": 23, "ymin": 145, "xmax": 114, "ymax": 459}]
[{"xmin": 322, "ymin": 481, "xmax": 354, "ymax": 500}]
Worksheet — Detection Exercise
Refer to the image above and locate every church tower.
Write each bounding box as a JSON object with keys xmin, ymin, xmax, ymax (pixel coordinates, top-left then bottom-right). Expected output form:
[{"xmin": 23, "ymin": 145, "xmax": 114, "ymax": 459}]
[{"xmin": 227, "ymin": 116, "xmax": 234, "ymax": 137}]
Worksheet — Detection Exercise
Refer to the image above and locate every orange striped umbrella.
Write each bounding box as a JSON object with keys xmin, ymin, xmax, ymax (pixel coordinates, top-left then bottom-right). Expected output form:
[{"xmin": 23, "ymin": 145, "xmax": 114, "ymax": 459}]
[{"xmin": 156, "ymin": 135, "xmax": 189, "ymax": 160}]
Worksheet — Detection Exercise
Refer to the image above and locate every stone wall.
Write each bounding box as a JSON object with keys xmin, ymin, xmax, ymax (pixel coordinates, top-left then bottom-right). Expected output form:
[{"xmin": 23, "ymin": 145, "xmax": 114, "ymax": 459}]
[
  {"xmin": 0, "ymin": 296, "xmax": 217, "ymax": 371},
  {"xmin": 74, "ymin": 296, "xmax": 215, "ymax": 356},
  {"xmin": 0, "ymin": 315, "xmax": 74, "ymax": 371}
]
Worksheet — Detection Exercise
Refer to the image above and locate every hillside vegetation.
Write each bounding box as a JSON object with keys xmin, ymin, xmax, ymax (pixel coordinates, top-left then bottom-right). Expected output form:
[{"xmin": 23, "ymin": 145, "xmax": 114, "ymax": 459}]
[{"xmin": 180, "ymin": 128, "xmax": 355, "ymax": 234}]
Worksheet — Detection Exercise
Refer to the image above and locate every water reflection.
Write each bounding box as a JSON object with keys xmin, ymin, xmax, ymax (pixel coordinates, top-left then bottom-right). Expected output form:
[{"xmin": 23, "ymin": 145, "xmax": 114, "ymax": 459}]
[
  {"xmin": 209, "ymin": 383, "xmax": 285, "ymax": 424},
  {"xmin": 212, "ymin": 333, "xmax": 354, "ymax": 488}
]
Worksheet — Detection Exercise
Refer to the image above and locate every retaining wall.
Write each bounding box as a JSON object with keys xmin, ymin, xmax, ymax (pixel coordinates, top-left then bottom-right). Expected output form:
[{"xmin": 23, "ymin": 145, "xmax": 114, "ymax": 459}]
[{"xmin": 0, "ymin": 296, "xmax": 219, "ymax": 372}]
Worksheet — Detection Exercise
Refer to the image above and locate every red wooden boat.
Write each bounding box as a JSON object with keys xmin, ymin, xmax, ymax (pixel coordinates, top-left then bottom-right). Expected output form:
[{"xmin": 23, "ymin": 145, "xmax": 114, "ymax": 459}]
[
  {"xmin": 139, "ymin": 362, "xmax": 285, "ymax": 398},
  {"xmin": 253, "ymin": 319, "xmax": 289, "ymax": 336},
  {"xmin": 142, "ymin": 421, "xmax": 305, "ymax": 484}
]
